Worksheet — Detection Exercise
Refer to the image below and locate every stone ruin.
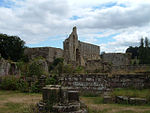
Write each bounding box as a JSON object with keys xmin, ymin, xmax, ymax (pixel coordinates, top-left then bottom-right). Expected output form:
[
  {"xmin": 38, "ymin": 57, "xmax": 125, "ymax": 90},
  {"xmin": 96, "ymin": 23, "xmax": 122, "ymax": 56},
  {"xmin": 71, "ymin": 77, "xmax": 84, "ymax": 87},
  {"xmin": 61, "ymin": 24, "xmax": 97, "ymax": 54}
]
[
  {"xmin": 23, "ymin": 26, "xmax": 131, "ymax": 73},
  {"xmin": 63, "ymin": 26, "xmax": 101, "ymax": 66},
  {"xmin": 0, "ymin": 57, "xmax": 20, "ymax": 76},
  {"xmin": 38, "ymin": 85, "xmax": 87, "ymax": 113},
  {"xmin": 102, "ymin": 53, "xmax": 131, "ymax": 66}
]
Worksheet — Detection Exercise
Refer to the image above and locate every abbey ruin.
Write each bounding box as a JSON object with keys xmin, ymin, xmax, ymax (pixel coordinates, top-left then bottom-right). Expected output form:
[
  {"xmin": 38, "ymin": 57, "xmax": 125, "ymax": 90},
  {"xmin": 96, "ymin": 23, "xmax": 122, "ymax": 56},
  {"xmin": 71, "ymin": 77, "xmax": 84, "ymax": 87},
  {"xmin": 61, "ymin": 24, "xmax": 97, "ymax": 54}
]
[
  {"xmin": 24, "ymin": 27, "xmax": 131, "ymax": 70},
  {"xmin": 0, "ymin": 27, "xmax": 134, "ymax": 76}
]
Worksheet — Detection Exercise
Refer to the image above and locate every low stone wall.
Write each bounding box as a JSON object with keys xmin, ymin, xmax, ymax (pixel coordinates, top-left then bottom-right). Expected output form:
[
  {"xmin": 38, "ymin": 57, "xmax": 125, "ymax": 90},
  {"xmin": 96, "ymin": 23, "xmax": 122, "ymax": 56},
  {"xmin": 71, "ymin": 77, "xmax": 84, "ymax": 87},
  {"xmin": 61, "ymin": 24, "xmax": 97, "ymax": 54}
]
[
  {"xmin": 61, "ymin": 73, "xmax": 150, "ymax": 93},
  {"xmin": 109, "ymin": 73, "xmax": 150, "ymax": 89},
  {"xmin": 112, "ymin": 65, "xmax": 150, "ymax": 72},
  {"xmin": 61, "ymin": 74, "xmax": 108, "ymax": 93}
]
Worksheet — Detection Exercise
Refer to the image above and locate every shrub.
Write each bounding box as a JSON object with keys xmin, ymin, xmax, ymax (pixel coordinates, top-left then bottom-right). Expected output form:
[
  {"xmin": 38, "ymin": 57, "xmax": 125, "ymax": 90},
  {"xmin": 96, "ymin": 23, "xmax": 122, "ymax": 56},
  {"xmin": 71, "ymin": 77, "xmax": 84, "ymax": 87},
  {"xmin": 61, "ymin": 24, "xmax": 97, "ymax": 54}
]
[
  {"xmin": 16, "ymin": 61, "xmax": 29, "ymax": 76},
  {"xmin": 30, "ymin": 81, "xmax": 40, "ymax": 93},
  {"xmin": 28, "ymin": 59, "xmax": 45, "ymax": 78},
  {"xmin": 74, "ymin": 66, "xmax": 85, "ymax": 73},
  {"xmin": 17, "ymin": 79, "xmax": 29, "ymax": 92},
  {"xmin": 0, "ymin": 76, "xmax": 19, "ymax": 90},
  {"xmin": 49, "ymin": 58, "xmax": 64, "ymax": 75},
  {"xmin": 63, "ymin": 64, "xmax": 74, "ymax": 74},
  {"xmin": 45, "ymin": 76, "xmax": 58, "ymax": 85}
]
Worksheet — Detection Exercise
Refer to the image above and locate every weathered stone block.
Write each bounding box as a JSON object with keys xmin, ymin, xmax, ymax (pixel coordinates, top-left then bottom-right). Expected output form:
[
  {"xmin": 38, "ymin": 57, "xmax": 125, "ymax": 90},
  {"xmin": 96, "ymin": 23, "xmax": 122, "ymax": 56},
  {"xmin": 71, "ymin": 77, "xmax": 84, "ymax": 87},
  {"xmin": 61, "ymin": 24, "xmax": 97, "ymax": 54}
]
[
  {"xmin": 129, "ymin": 98, "xmax": 147, "ymax": 105},
  {"xmin": 115, "ymin": 96, "xmax": 129, "ymax": 104},
  {"xmin": 42, "ymin": 85, "xmax": 61, "ymax": 103},
  {"xmin": 103, "ymin": 96, "xmax": 113, "ymax": 104},
  {"xmin": 68, "ymin": 91, "xmax": 79, "ymax": 102}
]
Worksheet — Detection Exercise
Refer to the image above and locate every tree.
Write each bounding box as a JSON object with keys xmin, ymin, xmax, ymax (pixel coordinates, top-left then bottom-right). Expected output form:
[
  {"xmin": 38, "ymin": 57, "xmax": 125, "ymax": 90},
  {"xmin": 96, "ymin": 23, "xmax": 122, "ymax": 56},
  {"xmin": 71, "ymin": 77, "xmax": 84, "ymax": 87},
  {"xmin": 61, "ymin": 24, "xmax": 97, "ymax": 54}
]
[
  {"xmin": 145, "ymin": 37, "xmax": 149, "ymax": 48},
  {"xmin": 126, "ymin": 37, "xmax": 150, "ymax": 64},
  {"xmin": 0, "ymin": 33, "xmax": 26, "ymax": 61},
  {"xmin": 140, "ymin": 38, "xmax": 144, "ymax": 48},
  {"xmin": 126, "ymin": 46, "xmax": 139, "ymax": 59}
]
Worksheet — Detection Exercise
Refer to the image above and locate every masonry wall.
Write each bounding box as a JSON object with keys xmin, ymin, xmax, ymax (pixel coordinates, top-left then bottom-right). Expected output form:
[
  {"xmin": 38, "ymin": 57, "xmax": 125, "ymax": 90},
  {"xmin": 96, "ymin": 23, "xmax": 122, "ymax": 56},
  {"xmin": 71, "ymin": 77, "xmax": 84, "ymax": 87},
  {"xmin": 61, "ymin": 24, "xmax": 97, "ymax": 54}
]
[
  {"xmin": 0, "ymin": 58, "xmax": 20, "ymax": 76},
  {"xmin": 61, "ymin": 73, "xmax": 150, "ymax": 93},
  {"xmin": 112, "ymin": 65, "xmax": 150, "ymax": 72},
  {"xmin": 24, "ymin": 47, "xmax": 63, "ymax": 63},
  {"xmin": 79, "ymin": 41, "xmax": 100, "ymax": 61},
  {"xmin": 102, "ymin": 53, "xmax": 131, "ymax": 66},
  {"xmin": 63, "ymin": 27, "xmax": 100, "ymax": 66},
  {"xmin": 61, "ymin": 74, "xmax": 108, "ymax": 93}
]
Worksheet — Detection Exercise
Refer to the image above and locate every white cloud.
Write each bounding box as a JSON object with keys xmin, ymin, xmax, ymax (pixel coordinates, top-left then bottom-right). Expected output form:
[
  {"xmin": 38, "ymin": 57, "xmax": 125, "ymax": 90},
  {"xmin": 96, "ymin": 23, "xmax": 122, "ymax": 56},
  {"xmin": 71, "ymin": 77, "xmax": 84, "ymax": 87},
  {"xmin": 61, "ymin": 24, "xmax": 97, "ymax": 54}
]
[{"xmin": 0, "ymin": 0, "xmax": 150, "ymax": 52}]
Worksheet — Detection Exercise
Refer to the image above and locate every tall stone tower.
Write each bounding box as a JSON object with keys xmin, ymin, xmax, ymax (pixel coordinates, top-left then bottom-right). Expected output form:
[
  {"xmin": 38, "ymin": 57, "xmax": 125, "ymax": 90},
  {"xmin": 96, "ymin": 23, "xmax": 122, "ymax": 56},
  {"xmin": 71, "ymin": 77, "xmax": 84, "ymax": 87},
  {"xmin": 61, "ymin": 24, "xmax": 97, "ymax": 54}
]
[
  {"xmin": 63, "ymin": 27, "xmax": 100, "ymax": 66},
  {"xmin": 63, "ymin": 26, "xmax": 79, "ymax": 65}
]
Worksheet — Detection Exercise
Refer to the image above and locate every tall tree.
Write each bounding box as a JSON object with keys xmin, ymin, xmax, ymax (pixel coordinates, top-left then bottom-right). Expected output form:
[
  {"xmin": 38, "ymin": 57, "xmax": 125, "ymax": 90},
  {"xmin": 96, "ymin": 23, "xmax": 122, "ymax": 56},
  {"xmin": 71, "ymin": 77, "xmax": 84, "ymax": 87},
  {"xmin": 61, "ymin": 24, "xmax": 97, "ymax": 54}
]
[
  {"xmin": 145, "ymin": 37, "xmax": 149, "ymax": 48},
  {"xmin": 0, "ymin": 34, "xmax": 26, "ymax": 61}
]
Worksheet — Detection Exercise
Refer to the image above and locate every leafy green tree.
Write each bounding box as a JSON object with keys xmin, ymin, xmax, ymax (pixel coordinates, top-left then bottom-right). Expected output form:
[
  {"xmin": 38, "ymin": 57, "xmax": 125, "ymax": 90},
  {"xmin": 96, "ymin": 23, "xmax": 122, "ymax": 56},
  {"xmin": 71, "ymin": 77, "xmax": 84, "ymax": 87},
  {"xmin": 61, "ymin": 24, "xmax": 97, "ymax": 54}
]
[
  {"xmin": 145, "ymin": 37, "xmax": 149, "ymax": 48},
  {"xmin": 126, "ymin": 37, "xmax": 150, "ymax": 64},
  {"xmin": 126, "ymin": 46, "xmax": 139, "ymax": 59},
  {"xmin": 49, "ymin": 58, "xmax": 64, "ymax": 74},
  {"xmin": 138, "ymin": 38, "xmax": 145, "ymax": 64},
  {"xmin": 0, "ymin": 33, "xmax": 26, "ymax": 61}
]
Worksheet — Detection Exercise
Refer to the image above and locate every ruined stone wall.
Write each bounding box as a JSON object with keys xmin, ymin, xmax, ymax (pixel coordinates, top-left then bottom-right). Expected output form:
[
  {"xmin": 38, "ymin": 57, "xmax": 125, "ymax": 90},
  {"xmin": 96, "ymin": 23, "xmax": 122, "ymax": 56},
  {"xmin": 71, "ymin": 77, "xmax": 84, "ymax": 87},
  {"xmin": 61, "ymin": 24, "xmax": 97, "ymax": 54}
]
[
  {"xmin": 79, "ymin": 41, "xmax": 100, "ymax": 61},
  {"xmin": 61, "ymin": 73, "xmax": 150, "ymax": 93},
  {"xmin": 63, "ymin": 27, "xmax": 78, "ymax": 64},
  {"xmin": 61, "ymin": 74, "xmax": 108, "ymax": 93},
  {"xmin": 102, "ymin": 53, "xmax": 131, "ymax": 66},
  {"xmin": 109, "ymin": 73, "xmax": 150, "ymax": 89},
  {"xmin": 112, "ymin": 65, "xmax": 150, "ymax": 72},
  {"xmin": 63, "ymin": 27, "xmax": 100, "ymax": 66},
  {"xmin": 24, "ymin": 47, "xmax": 63, "ymax": 63},
  {"xmin": 0, "ymin": 58, "xmax": 20, "ymax": 76}
]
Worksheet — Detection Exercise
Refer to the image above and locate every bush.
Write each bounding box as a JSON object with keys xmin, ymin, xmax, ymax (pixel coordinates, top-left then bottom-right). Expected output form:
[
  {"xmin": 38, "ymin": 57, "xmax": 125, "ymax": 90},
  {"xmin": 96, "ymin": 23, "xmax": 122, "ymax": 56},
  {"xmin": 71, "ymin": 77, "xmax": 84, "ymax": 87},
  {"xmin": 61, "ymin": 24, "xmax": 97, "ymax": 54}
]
[
  {"xmin": 17, "ymin": 79, "xmax": 29, "ymax": 92},
  {"xmin": 74, "ymin": 66, "xmax": 85, "ymax": 73},
  {"xmin": 0, "ymin": 76, "xmax": 19, "ymax": 90},
  {"xmin": 28, "ymin": 60, "xmax": 44, "ymax": 78},
  {"xmin": 45, "ymin": 76, "xmax": 58, "ymax": 85},
  {"xmin": 30, "ymin": 81, "xmax": 40, "ymax": 93},
  {"xmin": 16, "ymin": 61, "xmax": 29, "ymax": 76},
  {"xmin": 63, "ymin": 64, "xmax": 74, "ymax": 74}
]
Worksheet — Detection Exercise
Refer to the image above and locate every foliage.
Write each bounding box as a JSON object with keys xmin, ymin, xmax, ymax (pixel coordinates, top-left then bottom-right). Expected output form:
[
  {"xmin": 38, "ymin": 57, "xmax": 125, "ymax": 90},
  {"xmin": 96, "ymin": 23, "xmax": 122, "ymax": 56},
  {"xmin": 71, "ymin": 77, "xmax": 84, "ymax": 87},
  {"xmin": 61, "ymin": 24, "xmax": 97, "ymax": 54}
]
[
  {"xmin": 0, "ymin": 33, "xmax": 26, "ymax": 62},
  {"xmin": 126, "ymin": 46, "xmax": 139, "ymax": 59},
  {"xmin": 28, "ymin": 59, "xmax": 45, "ymax": 78},
  {"xmin": 16, "ymin": 61, "xmax": 29, "ymax": 76},
  {"xmin": 63, "ymin": 64, "xmax": 74, "ymax": 74},
  {"xmin": 126, "ymin": 37, "xmax": 150, "ymax": 64},
  {"xmin": 17, "ymin": 79, "xmax": 29, "ymax": 92},
  {"xmin": 49, "ymin": 58, "xmax": 64, "ymax": 74},
  {"xmin": 0, "ymin": 76, "xmax": 19, "ymax": 90},
  {"xmin": 74, "ymin": 66, "xmax": 85, "ymax": 73},
  {"xmin": 45, "ymin": 76, "xmax": 58, "ymax": 85},
  {"xmin": 30, "ymin": 81, "xmax": 40, "ymax": 93}
]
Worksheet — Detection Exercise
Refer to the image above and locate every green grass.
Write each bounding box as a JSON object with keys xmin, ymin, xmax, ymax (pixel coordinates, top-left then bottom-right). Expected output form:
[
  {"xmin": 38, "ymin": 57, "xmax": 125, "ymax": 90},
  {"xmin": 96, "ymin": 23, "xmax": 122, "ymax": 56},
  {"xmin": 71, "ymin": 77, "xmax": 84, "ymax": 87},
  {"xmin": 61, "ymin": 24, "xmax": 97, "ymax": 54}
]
[
  {"xmin": 111, "ymin": 88, "xmax": 150, "ymax": 99},
  {"xmin": 1, "ymin": 90, "xmax": 150, "ymax": 113},
  {"xmin": 81, "ymin": 96, "xmax": 150, "ymax": 113},
  {"xmin": 0, "ymin": 90, "xmax": 41, "ymax": 113}
]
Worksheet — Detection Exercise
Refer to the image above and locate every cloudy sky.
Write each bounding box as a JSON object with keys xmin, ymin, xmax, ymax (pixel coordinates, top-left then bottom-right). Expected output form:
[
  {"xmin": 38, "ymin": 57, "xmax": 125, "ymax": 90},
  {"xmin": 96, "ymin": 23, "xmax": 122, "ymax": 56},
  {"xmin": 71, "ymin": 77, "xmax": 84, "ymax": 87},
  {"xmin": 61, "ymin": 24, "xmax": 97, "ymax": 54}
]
[{"xmin": 0, "ymin": 0, "xmax": 150, "ymax": 53}]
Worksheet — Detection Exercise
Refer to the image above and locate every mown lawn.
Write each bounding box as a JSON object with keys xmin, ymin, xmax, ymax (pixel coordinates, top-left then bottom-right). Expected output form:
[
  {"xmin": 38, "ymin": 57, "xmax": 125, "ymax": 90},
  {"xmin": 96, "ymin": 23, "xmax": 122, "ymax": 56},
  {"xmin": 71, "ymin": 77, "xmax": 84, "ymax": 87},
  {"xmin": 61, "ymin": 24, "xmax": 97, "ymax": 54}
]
[
  {"xmin": 80, "ymin": 96, "xmax": 150, "ymax": 113},
  {"xmin": 0, "ymin": 90, "xmax": 42, "ymax": 113},
  {"xmin": 111, "ymin": 88, "xmax": 150, "ymax": 99},
  {"xmin": 1, "ymin": 90, "xmax": 150, "ymax": 113}
]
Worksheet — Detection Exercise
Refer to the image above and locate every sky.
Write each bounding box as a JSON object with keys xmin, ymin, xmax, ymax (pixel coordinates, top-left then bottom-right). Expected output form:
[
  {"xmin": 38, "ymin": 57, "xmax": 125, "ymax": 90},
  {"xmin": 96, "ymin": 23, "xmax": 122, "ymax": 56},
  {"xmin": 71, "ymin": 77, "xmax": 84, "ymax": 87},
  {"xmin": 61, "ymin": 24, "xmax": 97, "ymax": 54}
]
[{"xmin": 0, "ymin": 0, "xmax": 150, "ymax": 53}]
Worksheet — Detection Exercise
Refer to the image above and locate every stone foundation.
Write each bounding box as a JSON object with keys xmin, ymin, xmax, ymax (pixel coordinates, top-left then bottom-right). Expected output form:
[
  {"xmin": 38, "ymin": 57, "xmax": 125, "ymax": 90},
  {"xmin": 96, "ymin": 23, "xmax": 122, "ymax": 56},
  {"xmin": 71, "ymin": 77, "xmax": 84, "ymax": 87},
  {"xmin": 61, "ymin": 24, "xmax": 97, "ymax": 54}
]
[{"xmin": 38, "ymin": 85, "xmax": 87, "ymax": 113}]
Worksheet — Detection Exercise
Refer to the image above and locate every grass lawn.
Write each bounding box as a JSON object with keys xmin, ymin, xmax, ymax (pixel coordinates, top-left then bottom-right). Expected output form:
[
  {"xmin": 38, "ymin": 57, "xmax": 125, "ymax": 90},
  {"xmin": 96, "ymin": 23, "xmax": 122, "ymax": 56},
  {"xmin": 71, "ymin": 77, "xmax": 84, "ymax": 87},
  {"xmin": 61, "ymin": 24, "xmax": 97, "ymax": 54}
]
[
  {"xmin": 80, "ymin": 96, "xmax": 150, "ymax": 113},
  {"xmin": 111, "ymin": 88, "xmax": 150, "ymax": 99},
  {"xmin": 0, "ymin": 90, "xmax": 42, "ymax": 113},
  {"xmin": 1, "ymin": 90, "xmax": 150, "ymax": 113}
]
